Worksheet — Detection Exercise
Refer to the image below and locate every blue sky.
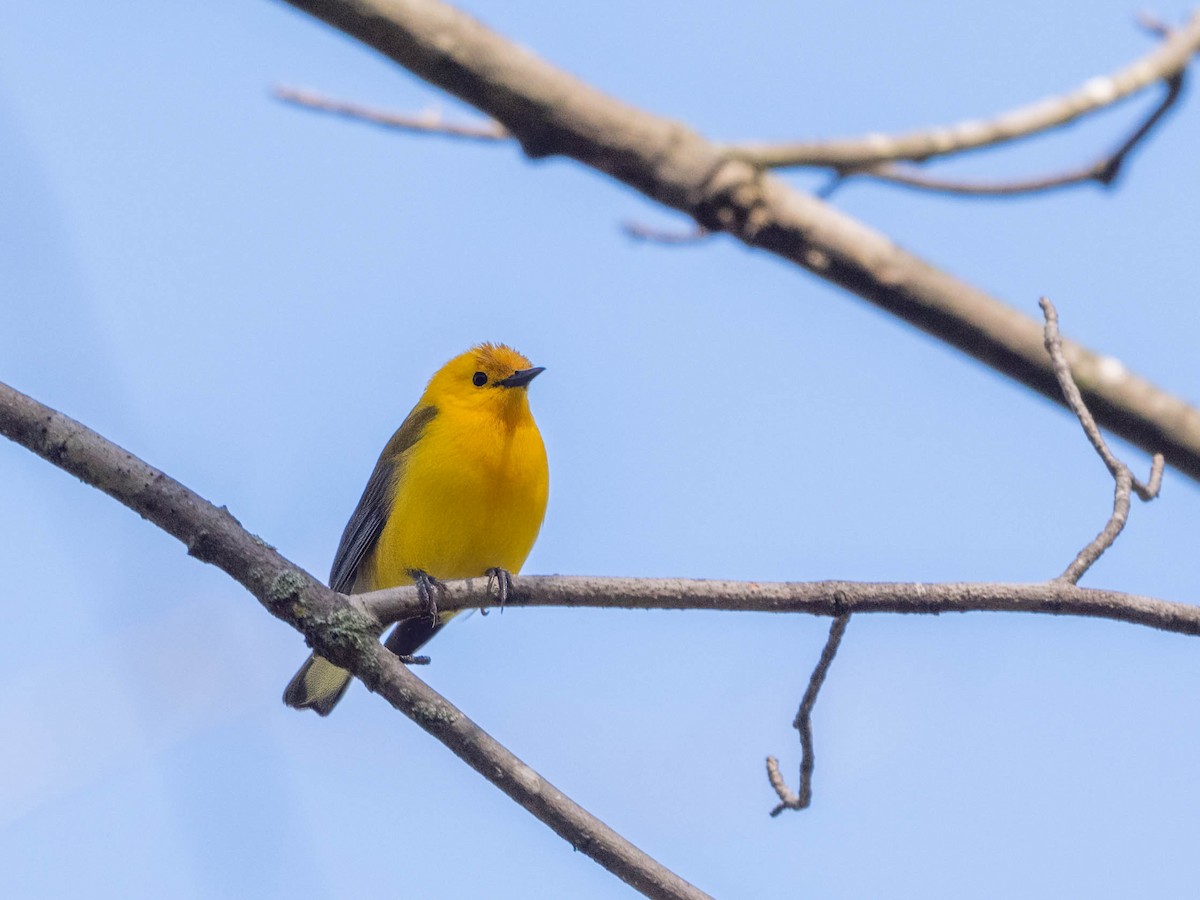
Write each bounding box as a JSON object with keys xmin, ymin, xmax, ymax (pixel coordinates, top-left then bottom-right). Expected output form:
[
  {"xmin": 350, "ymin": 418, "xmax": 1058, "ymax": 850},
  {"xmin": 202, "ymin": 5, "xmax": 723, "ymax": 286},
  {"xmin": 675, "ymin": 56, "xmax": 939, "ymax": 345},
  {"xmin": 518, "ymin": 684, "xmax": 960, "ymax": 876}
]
[{"xmin": 2, "ymin": 1, "xmax": 1199, "ymax": 897}]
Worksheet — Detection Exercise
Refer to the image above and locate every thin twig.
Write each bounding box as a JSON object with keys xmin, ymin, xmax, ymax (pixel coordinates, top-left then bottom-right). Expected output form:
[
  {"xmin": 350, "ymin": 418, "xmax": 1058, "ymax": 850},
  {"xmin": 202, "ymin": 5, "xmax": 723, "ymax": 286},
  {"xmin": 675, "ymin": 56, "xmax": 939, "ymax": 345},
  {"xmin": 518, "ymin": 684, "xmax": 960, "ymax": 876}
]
[
  {"xmin": 726, "ymin": 12, "xmax": 1200, "ymax": 170},
  {"xmin": 767, "ymin": 614, "xmax": 851, "ymax": 816},
  {"xmin": 848, "ymin": 69, "xmax": 1185, "ymax": 197},
  {"xmin": 1039, "ymin": 297, "xmax": 1165, "ymax": 584},
  {"xmin": 274, "ymin": 85, "xmax": 510, "ymax": 141},
  {"xmin": 1040, "ymin": 297, "xmax": 1165, "ymax": 496},
  {"xmin": 621, "ymin": 221, "xmax": 711, "ymax": 244}
]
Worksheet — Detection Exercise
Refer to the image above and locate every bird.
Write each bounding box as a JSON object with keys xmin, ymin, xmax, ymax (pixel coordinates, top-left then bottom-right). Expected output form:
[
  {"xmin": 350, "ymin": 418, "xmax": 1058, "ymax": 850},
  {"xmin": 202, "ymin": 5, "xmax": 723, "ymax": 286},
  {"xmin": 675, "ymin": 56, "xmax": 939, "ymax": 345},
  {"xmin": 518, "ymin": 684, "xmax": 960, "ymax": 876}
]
[{"xmin": 283, "ymin": 343, "xmax": 549, "ymax": 715}]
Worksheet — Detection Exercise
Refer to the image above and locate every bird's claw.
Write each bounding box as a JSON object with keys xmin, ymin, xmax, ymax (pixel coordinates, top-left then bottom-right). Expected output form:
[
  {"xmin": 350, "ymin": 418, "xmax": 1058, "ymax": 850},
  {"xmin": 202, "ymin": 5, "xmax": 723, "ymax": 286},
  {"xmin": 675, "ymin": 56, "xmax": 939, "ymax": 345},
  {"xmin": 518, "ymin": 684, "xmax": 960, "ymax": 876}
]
[
  {"xmin": 410, "ymin": 570, "xmax": 446, "ymax": 624},
  {"xmin": 485, "ymin": 567, "xmax": 514, "ymax": 613}
]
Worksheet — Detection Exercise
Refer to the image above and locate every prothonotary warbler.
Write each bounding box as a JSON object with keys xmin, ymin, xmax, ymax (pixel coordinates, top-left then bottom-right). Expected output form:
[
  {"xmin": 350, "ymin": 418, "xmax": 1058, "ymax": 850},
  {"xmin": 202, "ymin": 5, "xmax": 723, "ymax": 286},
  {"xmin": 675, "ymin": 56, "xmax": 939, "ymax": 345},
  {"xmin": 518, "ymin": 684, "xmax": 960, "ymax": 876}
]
[{"xmin": 283, "ymin": 343, "xmax": 549, "ymax": 714}]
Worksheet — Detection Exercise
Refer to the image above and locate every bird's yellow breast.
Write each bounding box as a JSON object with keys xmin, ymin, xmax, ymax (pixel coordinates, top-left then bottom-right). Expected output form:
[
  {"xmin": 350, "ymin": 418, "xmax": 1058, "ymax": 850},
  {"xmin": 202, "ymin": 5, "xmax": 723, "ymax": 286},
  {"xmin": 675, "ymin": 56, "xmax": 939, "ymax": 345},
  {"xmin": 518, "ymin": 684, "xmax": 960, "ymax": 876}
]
[{"xmin": 364, "ymin": 401, "xmax": 549, "ymax": 589}]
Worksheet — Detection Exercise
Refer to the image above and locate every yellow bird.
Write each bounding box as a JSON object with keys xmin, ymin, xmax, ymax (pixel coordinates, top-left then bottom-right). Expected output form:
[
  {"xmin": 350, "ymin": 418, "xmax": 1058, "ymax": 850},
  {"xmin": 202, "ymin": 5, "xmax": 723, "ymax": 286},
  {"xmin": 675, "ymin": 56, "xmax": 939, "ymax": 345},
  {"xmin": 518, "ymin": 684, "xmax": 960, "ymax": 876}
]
[{"xmin": 284, "ymin": 343, "xmax": 549, "ymax": 715}]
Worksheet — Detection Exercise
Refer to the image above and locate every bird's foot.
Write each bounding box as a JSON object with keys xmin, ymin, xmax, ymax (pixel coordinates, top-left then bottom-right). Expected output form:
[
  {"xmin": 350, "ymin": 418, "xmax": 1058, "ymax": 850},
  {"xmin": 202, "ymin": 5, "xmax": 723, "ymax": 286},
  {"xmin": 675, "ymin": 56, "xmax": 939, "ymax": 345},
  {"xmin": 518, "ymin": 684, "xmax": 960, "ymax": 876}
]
[
  {"xmin": 397, "ymin": 654, "xmax": 431, "ymax": 666},
  {"xmin": 485, "ymin": 567, "xmax": 514, "ymax": 614},
  {"xmin": 409, "ymin": 569, "xmax": 446, "ymax": 624}
]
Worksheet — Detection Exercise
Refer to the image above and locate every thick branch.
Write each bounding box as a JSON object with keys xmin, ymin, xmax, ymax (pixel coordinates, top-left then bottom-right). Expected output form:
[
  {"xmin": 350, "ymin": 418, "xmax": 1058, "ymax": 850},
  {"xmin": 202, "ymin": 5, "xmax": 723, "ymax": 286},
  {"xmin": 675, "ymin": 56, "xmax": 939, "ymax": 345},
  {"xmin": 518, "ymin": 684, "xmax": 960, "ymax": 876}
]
[
  {"xmin": 727, "ymin": 13, "xmax": 1200, "ymax": 169},
  {"xmin": 0, "ymin": 380, "xmax": 711, "ymax": 900},
  {"xmin": 279, "ymin": 0, "xmax": 1200, "ymax": 484}
]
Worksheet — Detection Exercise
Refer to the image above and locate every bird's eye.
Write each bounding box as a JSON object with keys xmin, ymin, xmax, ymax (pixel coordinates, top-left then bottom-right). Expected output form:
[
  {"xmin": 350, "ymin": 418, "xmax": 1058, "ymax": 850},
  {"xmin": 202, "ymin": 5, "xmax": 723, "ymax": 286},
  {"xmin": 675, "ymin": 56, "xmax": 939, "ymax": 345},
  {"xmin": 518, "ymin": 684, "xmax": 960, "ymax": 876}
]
[{"xmin": 472, "ymin": 371, "xmax": 488, "ymax": 387}]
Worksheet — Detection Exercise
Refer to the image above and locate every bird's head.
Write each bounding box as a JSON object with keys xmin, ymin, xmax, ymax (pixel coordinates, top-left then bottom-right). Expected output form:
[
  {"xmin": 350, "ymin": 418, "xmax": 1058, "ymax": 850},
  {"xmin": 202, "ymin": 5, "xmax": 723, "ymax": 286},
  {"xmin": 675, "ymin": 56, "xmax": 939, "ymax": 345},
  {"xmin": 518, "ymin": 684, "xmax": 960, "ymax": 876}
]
[{"xmin": 423, "ymin": 343, "xmax": 544, "ymax": 422}]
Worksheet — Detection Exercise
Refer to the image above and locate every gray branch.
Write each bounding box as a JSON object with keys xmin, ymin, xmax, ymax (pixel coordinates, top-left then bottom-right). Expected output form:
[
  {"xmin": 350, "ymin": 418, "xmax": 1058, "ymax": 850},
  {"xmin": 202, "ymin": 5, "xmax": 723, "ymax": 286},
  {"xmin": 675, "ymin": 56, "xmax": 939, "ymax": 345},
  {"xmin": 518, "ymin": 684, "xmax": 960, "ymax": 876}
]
[
  {"xmin": 829, "ymin": 37, "xmax": 1188, "ymax": 197},
  {"xmin": 352, "ymin": 576, "xmax": 1200, "ymax": 638}
]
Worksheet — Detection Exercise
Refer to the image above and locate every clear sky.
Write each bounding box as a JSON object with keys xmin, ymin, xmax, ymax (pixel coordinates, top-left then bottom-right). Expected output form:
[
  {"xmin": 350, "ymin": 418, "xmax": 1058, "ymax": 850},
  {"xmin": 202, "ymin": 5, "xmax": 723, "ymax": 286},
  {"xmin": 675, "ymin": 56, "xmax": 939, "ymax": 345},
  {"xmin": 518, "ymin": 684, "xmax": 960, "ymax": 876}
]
[{"xmin": 2, "ymin": 1, "xmax": 1199, "ymax": 897}]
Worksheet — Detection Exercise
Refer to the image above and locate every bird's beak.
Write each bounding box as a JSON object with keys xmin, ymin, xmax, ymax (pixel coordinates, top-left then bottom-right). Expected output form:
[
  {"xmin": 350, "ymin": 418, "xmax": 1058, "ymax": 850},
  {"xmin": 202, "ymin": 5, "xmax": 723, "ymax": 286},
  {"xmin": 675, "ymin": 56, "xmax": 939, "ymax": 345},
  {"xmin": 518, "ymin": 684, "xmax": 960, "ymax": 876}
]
[{"xmin": 498, "ymin": 366, "xmax": 545, "ymax": 388}]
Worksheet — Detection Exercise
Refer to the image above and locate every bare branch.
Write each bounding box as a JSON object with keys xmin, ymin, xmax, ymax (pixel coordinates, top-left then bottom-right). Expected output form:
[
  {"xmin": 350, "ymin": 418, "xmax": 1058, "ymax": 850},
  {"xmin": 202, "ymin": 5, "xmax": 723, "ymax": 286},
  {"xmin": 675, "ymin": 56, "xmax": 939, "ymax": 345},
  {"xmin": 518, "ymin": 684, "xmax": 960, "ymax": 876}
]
[
  {"xmin": 768, "ymin": 614, "xmax": 851, "ymax": 816},
  {"xmin": 1039, "ymin": 298, "xmax": 1165, "ymax": 584},
  {"xmin": 349, "ymin": 575, "xmax": 1200, "ymax": 638},
  {"xmin": 273, "ymin": 85, "xmax": 510, "ymax": 141},
  {"xmin": 279, "ymin": 0, "xmax": 1200, "ymax": 485},
  {"xmin": 840, "ymin": 164, "xmax": 1111, "ymax": 198},
  {"xmin": 726, "ymin": 12, "xmax": 1200, "ymax": 170},
  {"xmin": 0, "ymin": 380, "xmax": 712, "ymax": 900},
  {"xmin": 846, "ymin": 68, "xmax": 1186, "ymax": 197}
]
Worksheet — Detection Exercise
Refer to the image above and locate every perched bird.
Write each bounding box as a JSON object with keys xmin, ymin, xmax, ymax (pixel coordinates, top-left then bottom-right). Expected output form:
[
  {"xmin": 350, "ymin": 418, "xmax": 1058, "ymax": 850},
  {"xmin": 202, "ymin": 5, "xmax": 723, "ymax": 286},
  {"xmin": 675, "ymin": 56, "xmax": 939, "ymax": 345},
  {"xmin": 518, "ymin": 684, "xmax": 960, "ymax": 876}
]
[{"xmin": 284, "ymin": 343, "xmax": 549, "ymax": 715}]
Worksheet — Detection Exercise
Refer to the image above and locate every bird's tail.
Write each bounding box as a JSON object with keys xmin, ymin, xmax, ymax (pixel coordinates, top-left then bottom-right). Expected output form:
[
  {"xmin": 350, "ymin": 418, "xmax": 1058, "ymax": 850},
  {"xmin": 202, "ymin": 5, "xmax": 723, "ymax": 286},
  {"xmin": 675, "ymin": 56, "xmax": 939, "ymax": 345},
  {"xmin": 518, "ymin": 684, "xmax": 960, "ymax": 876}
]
[
  {"xmin": 282, "ymin": 612, "xmax": 454, "ymax": 716},
  {"xmin": 282, "ymin": 654, "xmax": 353, "ymax": 716}
]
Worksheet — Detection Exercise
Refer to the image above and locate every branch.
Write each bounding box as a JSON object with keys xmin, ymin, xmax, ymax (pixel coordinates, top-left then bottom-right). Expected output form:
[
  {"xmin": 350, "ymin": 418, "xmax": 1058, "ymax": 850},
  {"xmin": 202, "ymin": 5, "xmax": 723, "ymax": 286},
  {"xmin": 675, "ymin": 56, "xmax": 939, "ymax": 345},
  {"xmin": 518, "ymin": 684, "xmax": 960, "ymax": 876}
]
[
  {"xmin": 1040, "ymin": 298, "xmax": 1165, "ymax": 584},
  {"xmin": 343, "ymin": 576, "xmax": 1200, "ymax": 638},
  {"xmin": 766, "ymin": 614, "xmax": 850, "ymax": 816},
  {"xmin": 278, "ymin": 0, "xmax": 1200, "ymax": 485},
  {"xmin": 726, "ymin": 12, "xmax": 1200, "ymax": 170},
  {"xmin": 0, "ymin": 380, "xmax": 711, "ymax": 900},
  {"xmin": 273, "ymin": 85, "xmax": 509, "ymax": 141},
  {"xmin": 836, "ymin": 59, "xmax": 1187, "ymax": 196}
]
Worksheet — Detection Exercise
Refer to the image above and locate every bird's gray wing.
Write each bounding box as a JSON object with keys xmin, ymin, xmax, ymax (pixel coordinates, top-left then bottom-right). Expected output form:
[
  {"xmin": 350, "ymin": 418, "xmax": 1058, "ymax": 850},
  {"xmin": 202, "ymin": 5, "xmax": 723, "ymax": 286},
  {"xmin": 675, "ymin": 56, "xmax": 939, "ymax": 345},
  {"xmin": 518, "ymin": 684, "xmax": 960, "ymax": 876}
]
[{"xmin": 328, "ymin": 404, "xmax": 438, "ymax": 593}]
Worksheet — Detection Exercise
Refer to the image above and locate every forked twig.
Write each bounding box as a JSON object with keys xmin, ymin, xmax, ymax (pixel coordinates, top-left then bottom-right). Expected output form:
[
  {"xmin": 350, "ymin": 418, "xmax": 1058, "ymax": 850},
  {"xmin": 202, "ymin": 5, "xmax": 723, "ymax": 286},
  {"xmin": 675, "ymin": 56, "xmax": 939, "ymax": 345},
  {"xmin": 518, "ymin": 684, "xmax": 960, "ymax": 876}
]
[
  {"xmin": 1040, "ymin": 297, "xmax": 1165, "ymax": 583},
  {"xmin": 843, "ymin": 67, "xmax": 1185, "ymax": 197},
  {"xmin": 766, "ymin": 613, "xmax": 850, "ymax": 816}
]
